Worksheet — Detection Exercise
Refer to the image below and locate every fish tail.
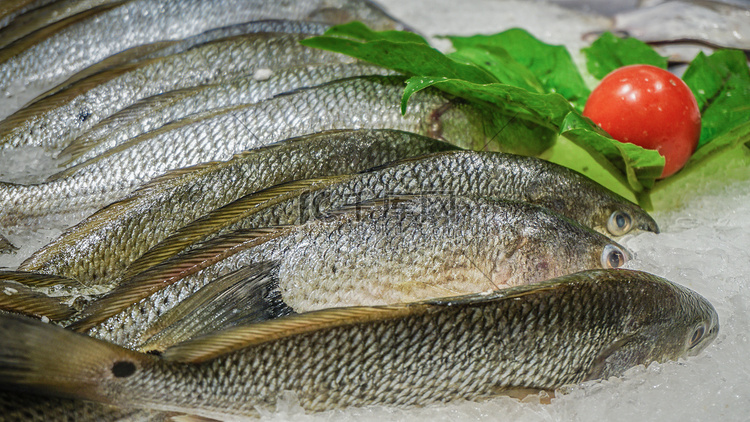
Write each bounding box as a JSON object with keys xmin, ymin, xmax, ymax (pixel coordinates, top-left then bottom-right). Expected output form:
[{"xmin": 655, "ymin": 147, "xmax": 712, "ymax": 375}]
[{"xmin": 0, "ymin": 312, "xmax": 154, "ymax": 404}]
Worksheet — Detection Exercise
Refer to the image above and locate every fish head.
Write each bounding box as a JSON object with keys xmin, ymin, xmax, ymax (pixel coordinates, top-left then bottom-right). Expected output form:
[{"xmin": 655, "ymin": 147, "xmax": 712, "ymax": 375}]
[
  {"xmin": 307, "ymin": 0, "xmax": 413, "ymax": 31},
  {"xmin": 519, "ymin": 160, "xmax": 660, "ymax": 237},
  {"xmin": 493, "ymin": 204, "xmax": 632, "ymax": 287},
  {"xmin": 584, "ymin": 271, "xmax": 719, "ymax": 381}
]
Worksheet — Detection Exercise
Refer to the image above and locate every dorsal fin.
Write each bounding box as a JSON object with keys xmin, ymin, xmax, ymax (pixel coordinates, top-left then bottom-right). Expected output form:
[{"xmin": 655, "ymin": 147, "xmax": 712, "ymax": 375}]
[
  {"xmin": 162, "ymin": 304, "xmax": 414, "ymax": 363},
  {"xmin": 0, "ymin": 280, "xmax": 76, "ymax": 321},
  {"xmin": 67, "ymin": 227, "xmax": 289, "ymax": 333},
  {"xmin": 0, "ymin": 270, "xmax": 84, "ymax": 288},
  {"xmin": 120, "ymin": 176, "xmax": 348, "ymax": 280},
  {"xmin": 137, "ymin": 260, "xmax": 290, "ymax": 353}
]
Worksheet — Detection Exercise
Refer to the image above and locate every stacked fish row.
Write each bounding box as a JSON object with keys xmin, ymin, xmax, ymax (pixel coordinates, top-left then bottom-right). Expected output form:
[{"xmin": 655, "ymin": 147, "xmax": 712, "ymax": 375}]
[{"xmin": 0, "ymin": 1, "xmax": 718, "ymax": 420}]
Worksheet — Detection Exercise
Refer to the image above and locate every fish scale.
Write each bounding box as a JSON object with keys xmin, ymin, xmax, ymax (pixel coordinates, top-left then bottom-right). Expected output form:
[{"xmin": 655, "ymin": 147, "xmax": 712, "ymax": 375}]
[
  {"xmin": 0, "ymin": 32, "xmax": 356, "ymax": 151},
  {"xmin": 16, "ymin": 130, "xmax": 458, "ymax": 284},
  {"xmin": 0, "ymin": 0, "xmax": 405, "ymax": 104},
  {"xmin": 0, "ymin": 270, "xmax": 717, "ymax": 418}
]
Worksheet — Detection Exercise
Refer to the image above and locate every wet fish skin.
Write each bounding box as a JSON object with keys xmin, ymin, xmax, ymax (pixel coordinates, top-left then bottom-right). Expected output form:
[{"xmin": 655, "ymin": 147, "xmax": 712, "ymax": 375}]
[
  {"xmin": 0, "ymin": 0, "xmax": 406, "ymax": 102},
  {"xmin": 0, "ymin": 32, "xmax": 355, "ymax": 151},
  {"xmin": 0, "ymin": 0, "xmax": 120, "ymax": 49},
  {"xmin": 0, "ymin": 0, "xmax": 57, "ymax": 29},
  {"xmin": 76, "ymin": 195, "xmax": 629, "ymax": 348},
  {"xmin": 28, "ymin": 19, "xmax": 334, "ymax": 106},
  {"xmin": 63, "ymin": 62, "xmax": 392, "ymax": 166},
  {"xmin": 2, "ymin": 76, "xmax": 487, "ymax": 226},
  {"xmin": 0, "ymin": 270, "xmax": 719, "ymax": 417},
  {"xmin": 17, "ymin": 130, "xmax": 458, "ymax": 286}
]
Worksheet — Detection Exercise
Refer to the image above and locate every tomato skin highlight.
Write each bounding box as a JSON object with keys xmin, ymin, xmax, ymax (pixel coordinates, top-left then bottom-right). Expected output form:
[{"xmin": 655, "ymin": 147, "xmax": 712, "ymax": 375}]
[{"xmin": 583, "ymin": 64, "xmax": 701, "ymax": 178}]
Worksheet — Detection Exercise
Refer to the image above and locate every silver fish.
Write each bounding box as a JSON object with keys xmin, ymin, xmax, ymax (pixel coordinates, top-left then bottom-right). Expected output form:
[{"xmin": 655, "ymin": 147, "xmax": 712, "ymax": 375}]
[
  {"xmin": 124, "ymin": 149, "xmax": 659, "ymax": 280},
  {"xmin": 0, "ymin": 0, "xmax": 406, "ymax": 102},
  {"xmin": 62, "ymin": 62, "xmax": 392, "ymax": 166},
  {"xmin": 0, "ymin": 269, "xmax": 719, "ymax": 418},
  {"xmin": 1, "ymin": 76, "xmax": 488, "ymax": 226},
  {"xmin": 71, "ymin": 195, "xmax": 630, "ymax": 349},
  {"xmin": 0, "ymin": 32, "xmax": 355, "ymax": 150},
  {"xmin": 17, "ymin": 129, "xmax": 458, "ymax": 286}
]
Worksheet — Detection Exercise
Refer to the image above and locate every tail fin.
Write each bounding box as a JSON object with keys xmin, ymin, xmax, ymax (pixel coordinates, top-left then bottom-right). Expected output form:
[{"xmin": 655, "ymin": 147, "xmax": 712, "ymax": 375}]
[{"xmin": 0, "ymin": 312, "xmax": 155, "ymax": 403}]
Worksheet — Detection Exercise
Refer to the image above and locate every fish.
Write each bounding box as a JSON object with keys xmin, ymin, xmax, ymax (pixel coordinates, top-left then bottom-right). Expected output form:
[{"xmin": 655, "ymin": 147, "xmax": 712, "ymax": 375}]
[
  {"xmin": 70, "ymin": 195, "xmax": 630, "ymax": 349},
  {"xmin": 0, "ymin": 31, "xmax": 355, "ymax": 151},
  {"xmin": 125, "ymin": 149, "xmax": 659, "ymax": 280},
  {"xmin": 61, "ymin": 62, "xmax": 392, "ymax": 166},
  {"xmin": 0, "ymin": 390, "xmax": 175, "ymax": 421},
  {"xmin": 0, "ymin": 269, "xmax": 719, "ymax": 418},
  {"xmin": 0, "ymin": 0, "xmax": 120, "ymax": 50},
  {"xmin": 16, "ymin": 130, "xmax": 459, "ymax": 286},
  {"xmin": 1, "ymin": 76, "xmax": 488, "ymax": 226},
  {"xmin": 0, "ymin": 0, "xmax": 407, "ymax": 103}
]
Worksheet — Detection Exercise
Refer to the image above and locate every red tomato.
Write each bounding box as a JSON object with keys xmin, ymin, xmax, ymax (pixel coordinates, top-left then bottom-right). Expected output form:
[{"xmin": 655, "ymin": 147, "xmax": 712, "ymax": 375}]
[{"xmin": 583, "ymin": 64, "xmax": 701, "ymax": 178}]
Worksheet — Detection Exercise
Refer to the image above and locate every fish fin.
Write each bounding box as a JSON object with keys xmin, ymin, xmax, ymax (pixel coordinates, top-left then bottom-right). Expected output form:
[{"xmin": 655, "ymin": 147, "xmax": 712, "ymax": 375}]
[
  {"xmin": 162, "ymin": 304, "xmax": 415, "ymax": 364},
  {"xmin": 60, "ymin": 87, "xmax": 201, "ymax": 161},
  {"xmin": 361, "ymin": 149, "xmax": 459, "ymax": 174},
  {"xmin": 489, "ymin": 386, "xmax": 555, "ymax": 404},
  {"xmin": 67, "ymin": 228, "xmax": 286, "ymax": 334},
  {"xmin": 0, "ymin": 270, "xmax": 84, "ymax": 288},
  {"xmin": 0, "ymin": 312, "xmax": 154, "ymax": 403},
  {"xmin": 120, "ymin": 176, "xmax": 344, "ymax": 280},
  {"xmin": 0, "ymin": 280, "xmax": 76, "ymax": 321},
  {"xmin": 138, "ymin": 261, "xmax": 294, "ymax": 353}
]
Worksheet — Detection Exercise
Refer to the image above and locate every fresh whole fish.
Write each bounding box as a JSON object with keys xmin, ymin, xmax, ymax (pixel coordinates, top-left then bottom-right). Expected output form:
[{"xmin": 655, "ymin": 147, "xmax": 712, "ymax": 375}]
[
  {"xmin": 62, "ymin": 62, "xmax": 392, "ymax": 166},
  {"xmin": 0, "ymin": 0, "xmax": 407, "ymax": 102},
  {"xmin": 1, "ymin": 76, "xmax": 488, "ymax": 226},
  {"xmin": 0, "ymin": 32, "xmax": 356, "ymax": 151},
  {"xmin": 125, "ymin": 149, "xmax": 659, "ymax": 280},
  {"xmin": 0, "ymin": 270, "xmax": 719, "ymax": 418},
  {"xmin": 71, "ymin": 195, "xmax": 630, "ymax": 349},
  {"xmin": 17, "ymin": 129, "xmax": 458, "ymax": 286}
]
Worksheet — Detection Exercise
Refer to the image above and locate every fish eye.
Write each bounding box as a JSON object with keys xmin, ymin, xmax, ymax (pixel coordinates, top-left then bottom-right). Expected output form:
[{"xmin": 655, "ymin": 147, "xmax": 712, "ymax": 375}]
[
  {"xmin": 688, "ymin": 324, "xmax": 707, "ymax": 349},
  {"xmin": 601, "ymin": 244, "xmax": 627, "ymax": 269},
  {"xmin": 607, "ymin": 211, "xmax": 633, "ymax": 236}
]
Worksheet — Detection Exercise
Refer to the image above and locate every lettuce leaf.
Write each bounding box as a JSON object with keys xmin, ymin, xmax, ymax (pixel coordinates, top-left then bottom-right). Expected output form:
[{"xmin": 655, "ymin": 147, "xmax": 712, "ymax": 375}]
[{"xmin": 582, "ymin": 31, "xmax": 668, "ymax": 79}]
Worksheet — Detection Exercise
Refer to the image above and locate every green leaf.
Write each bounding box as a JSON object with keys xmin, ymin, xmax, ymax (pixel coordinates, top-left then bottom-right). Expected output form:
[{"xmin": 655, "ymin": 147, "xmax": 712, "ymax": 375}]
[
  {"xmin": 682, "ymin": 49, "xmax": 750, "ymax": 148},
  {"xmin": 558, "ymin": 112, "xmax": 664, "ymax": 192},
  {"xmin": 322, "ymin": 21, "xmax": 429, "ymax": 44},
  {"xmin": 402, "ymin": 77, "xmax": 559, "ymax": 155},
  {"xmin": 448, "ymin": 46, "xmax": 545, "ymax": 93},
  {"xmin": 582, "ymin": 32, "xmax": 668, "ymax": 79},
  {"xmin": 446, "ymin": 29, "xmax": 590, "ymax": 110},
  {"xmin": 300, "ymin": 28, "xmax": 497, "ymax": 84}
]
